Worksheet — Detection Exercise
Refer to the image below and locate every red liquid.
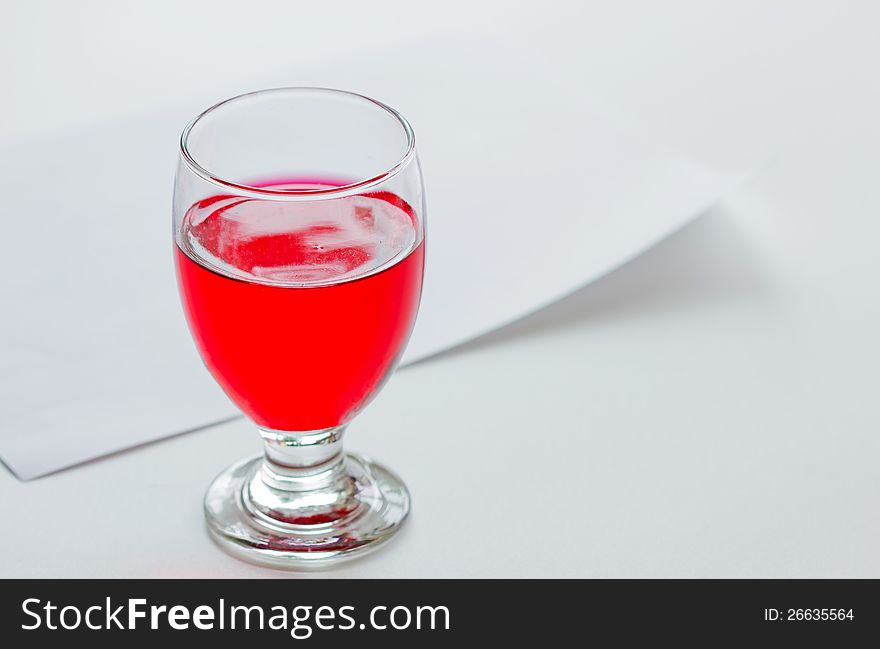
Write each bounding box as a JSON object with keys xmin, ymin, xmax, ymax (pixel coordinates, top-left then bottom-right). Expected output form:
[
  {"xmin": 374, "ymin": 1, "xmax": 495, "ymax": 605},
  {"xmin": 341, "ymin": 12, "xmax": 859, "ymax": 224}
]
[{"xmin": 175, "ymin": 182, "xmax": 424, "ymax": 431}]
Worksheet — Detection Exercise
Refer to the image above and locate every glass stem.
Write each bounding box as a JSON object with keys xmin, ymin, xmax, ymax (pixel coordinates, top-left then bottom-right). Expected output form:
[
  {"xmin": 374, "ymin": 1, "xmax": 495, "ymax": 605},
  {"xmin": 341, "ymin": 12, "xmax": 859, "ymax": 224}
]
[
  {"xmin": 245, "ymin": 426, "xmax": 358, "ymax": 527},
  {"xmin": 258, "ymin": 426, "xmax": 348, "ymax": 490}
]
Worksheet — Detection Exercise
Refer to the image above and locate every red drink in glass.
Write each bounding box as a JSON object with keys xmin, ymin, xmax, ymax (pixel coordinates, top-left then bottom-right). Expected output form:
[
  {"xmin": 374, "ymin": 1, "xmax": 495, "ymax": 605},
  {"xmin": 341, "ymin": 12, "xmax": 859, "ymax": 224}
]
[{"xmin": 175, "ymin": 181, "xmax": 424, "ymax": 431}]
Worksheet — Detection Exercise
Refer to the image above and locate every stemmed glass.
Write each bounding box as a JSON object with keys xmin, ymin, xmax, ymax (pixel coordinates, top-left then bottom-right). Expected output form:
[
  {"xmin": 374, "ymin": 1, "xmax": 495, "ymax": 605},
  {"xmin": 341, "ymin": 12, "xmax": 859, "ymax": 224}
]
[{"xmin": 173, "ymin": 88, "xmax": 425, "ymax": 568}]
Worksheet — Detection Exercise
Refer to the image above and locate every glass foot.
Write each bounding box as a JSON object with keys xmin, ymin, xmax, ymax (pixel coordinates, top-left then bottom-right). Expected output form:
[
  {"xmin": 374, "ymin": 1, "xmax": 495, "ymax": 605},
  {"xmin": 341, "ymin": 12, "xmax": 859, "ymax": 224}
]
[{"xmin": 204, "ymin": 452, "xmax": 410, "ymax": 570}]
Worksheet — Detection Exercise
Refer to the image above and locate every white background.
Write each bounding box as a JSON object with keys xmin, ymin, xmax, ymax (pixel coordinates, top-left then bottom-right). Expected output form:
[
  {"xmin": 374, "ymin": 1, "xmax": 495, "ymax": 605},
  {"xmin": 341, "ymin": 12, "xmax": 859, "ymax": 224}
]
[{"xmin": 1, "ymin": 0, "xmax": 879, "ymax": 577}]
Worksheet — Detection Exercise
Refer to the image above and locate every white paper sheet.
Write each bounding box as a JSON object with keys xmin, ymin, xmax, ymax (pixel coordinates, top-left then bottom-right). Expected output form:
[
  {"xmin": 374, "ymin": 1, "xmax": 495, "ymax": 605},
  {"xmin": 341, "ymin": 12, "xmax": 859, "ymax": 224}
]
[{"xmin": 0, "ymin": 45, "xmax": 744, "ymax": 479}]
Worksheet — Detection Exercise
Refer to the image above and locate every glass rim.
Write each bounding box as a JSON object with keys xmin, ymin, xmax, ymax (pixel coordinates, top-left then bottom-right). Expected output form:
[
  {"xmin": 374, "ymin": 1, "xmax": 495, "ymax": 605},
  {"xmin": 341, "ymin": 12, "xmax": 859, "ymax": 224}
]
[{"xmin": 179, "ymin": 87, "xmax": 417, "ymax": 201}]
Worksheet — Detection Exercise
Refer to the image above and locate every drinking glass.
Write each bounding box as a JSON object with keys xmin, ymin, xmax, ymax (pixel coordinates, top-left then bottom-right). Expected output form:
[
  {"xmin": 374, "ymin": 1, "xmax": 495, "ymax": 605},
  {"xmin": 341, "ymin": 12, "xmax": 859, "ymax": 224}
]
[{"xmin": 173, "ymin": 88, "xmax": 425, "ymax": 568}]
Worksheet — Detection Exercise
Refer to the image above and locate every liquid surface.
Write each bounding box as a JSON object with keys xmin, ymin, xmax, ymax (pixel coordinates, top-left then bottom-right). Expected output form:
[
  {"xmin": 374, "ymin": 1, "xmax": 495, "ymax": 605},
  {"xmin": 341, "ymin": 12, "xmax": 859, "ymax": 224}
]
[
  {"xmin": 180, "ymin": 182, "xmax": 418, "ymax": 286},
  {"xmin": 176, "ymin": 182, "xmax": 424, "ymax": 431}
]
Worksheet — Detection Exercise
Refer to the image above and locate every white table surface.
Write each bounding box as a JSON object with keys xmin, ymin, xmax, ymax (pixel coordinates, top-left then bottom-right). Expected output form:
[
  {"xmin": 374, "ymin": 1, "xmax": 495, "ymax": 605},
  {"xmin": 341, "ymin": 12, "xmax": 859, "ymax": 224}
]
[{"xmin": 2, "ymin": 1, "xmax": 879, "ymax": 578}]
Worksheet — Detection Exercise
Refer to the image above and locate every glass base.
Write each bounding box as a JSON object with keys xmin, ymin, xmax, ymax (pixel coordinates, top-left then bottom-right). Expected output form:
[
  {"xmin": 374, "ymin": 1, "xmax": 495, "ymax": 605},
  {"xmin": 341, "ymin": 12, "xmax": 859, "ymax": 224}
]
[{"xmin": 204, "ymin": 452, "xmax": 410, "ymax": 570}]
